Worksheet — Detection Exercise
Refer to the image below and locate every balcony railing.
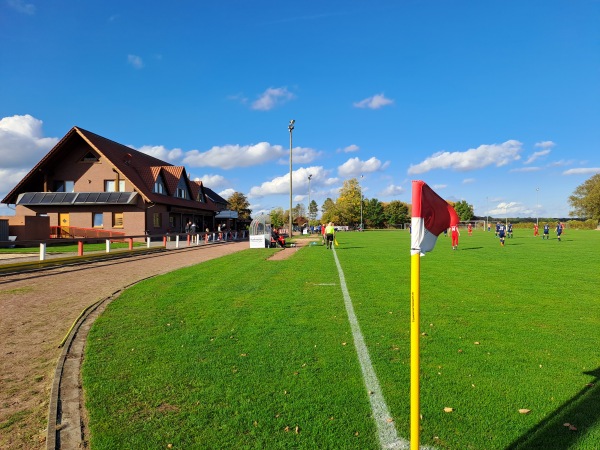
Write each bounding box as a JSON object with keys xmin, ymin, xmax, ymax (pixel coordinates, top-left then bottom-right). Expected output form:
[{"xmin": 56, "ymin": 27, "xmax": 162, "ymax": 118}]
[{"xmin": 50, "ymin": 226, "xmax": 126, "ymax": 240}]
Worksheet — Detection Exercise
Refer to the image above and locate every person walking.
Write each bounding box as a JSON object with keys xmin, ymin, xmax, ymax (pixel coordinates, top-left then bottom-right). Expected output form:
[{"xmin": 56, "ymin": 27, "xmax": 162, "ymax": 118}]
[
  {"xmin": 498, "ymin": 222, "xmax": 506, "ymax": 246},
  {"xmin": 321, "ymin": 223, "xmax": 327, "ymax": 245},
  {"xmin": 451, "ymin": 223, "xmax": 460, "ymax": 250},
  {"xmin": 556, "ymin": 222, "xmax": 563, "ymax": 242},
  {"xmin": 534, "ymin": 223, "xmax": 539, "ymax": 237},
  {"xmin": 325, "ymin": 222, "xmax": 336, "ymax": 250}
]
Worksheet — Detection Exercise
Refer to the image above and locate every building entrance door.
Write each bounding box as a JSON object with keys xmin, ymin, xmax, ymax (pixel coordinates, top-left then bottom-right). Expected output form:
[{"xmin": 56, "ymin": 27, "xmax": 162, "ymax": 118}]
[{"xmin": 59, "ymin": 213, "xmax": 70, "ymax": 237}]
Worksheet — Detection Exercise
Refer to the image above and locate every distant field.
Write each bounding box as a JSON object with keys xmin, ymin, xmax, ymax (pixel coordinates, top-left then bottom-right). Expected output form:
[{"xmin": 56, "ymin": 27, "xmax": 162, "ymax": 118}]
[{"xmin": 83, "ymin": 229, "xmax": 600, "ymax": 449}]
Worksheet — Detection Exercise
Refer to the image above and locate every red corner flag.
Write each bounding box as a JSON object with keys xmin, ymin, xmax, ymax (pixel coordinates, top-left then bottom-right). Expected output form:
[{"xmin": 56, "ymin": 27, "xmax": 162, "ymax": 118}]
[{"xmin": 411, "ymin": 180, "xmax": 459, "ymax": 255}]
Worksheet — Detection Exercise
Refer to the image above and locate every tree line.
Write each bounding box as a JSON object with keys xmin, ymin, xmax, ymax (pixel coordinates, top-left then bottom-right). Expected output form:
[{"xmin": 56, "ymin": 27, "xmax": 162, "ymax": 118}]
[{"xmin": 225, "ymin": 174, "xmax": 600, "ymax": 230}]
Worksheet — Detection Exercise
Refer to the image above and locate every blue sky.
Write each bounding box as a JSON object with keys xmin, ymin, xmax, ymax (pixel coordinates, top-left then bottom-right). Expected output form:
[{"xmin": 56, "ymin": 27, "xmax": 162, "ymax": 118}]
[{"xmin": 1, "ymin": 0, "xmax": 599, "ymax": 219}]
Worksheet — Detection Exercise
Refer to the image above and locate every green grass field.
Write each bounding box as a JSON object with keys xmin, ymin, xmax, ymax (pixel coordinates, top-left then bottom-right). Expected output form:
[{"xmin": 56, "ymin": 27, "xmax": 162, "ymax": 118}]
[{"xmin": 82, "ymin": 229, "xmax": 600, "ymax": 449}]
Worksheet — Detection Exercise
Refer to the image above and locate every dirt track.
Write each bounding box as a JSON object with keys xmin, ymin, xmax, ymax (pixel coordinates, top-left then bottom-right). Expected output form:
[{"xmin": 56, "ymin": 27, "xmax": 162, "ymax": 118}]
[{"xmin": 0, "ymin": 242, "xmax": 250, "ymax": 449}]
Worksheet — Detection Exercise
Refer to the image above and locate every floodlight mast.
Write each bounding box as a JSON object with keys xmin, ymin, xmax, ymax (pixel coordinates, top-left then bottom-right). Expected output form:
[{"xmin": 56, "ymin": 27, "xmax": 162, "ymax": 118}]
[
  {"xmin": 308, "ymin": 174, "xmax": 313, "ymax": 227},
  {"xmin": 288, "ymin": 120, "xmax": 295, "ymax": 239}
]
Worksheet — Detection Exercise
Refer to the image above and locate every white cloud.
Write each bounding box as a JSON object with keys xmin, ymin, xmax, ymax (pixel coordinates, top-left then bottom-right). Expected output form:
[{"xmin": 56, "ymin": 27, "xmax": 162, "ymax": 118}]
[
  {"xmin": 548, "ymin": 159, "xmax": 575, "ymax": 167},
  {"xmin": 183, "ymin": 142, "xmax": 286, "ymax": 169},
  {"xmin": 353, "ymin": 93, "xmax": 394, "ymax": 109},
  {"xmin": 135, "ymin": 145, "xmax": 182, "ymax": 162},
  {"xmin": 562, "ymin": 168, "xmax": 600, "ymax": 175},
  {"xmin": 280, "ymin": 146, "xmax": 321, "ymax": 165},
  {"xmin": 338, "ymin": 156, "xmax": 390, "ymax": 177},
  {"xmin": 338, "ymin": 144, "xmax": 360, "ymax": 153},
  {"xmin": 0, "ymin": 115, "xmax": 58, "ymax": 169},
  {"xmin": 218, "ymin": 188, "xmax": 235, "ymax": 199},
  {"xmin": 524, "ymin": 149, "xmax": 551, "ymax": 164},
  {"xmin": 407, "ymin": 140, "xmax": 522, "ymax": 174},
  {"xmin": 251, "ymin": 87, "xmax": 295, "ymax": 111},
  {"xmin": 462, "ymin": 178, "xmax": 476, "ymax": 184},
  {"xmin": 248, "ymin": 166, "xmax": 327, "ymax": 198},
  {"xmin": 379, "ymin": 184, "xmax": 404, "ymax": 197},
  {"xmin": 127, "ymin": 54, "xmax": 144, "ymax": 69},
  {"xmin": 194, "ymin": 174, "xmax": 228, "ymax": 188},
  {"xmin": 0, "ymin": 168, "xmax": 29, "ymax": 204},
  {"xmin": 7, "ymin": 0, "xmax": 35, "ymax": 14},
  {"xmin": 433, "ymin": 184, "xmax": 447, "ymax": 190},
  {"xmin": 535, "ymin": 140, "xmax": 556, "ymax": 149},
  {"xmin": 489, "ymin": 201, "xmax": 530, "ymax": 217}
]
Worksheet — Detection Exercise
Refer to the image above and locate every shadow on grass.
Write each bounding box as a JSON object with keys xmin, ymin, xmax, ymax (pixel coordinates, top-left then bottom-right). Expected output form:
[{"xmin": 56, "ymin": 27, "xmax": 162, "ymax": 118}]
[{"xmin": 506, "ymin": 367, "xmax": 600, "ymax": 449}]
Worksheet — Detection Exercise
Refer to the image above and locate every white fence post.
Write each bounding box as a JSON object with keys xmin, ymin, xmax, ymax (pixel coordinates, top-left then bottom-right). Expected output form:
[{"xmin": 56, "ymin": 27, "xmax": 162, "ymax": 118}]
[
  {"xmin": 105, "ymin": 239, "xmax": 111, "ymax": 253},
  {"xmin": 40, "ymin": 242, "xmax": 46, "ymax": 261}
]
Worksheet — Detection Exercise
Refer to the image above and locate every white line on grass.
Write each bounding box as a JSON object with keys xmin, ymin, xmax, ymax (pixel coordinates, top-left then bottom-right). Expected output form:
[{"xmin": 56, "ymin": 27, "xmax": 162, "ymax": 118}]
[{"xmin": 332, "ymin": 248, "xmax": 410, "ymax": 450}]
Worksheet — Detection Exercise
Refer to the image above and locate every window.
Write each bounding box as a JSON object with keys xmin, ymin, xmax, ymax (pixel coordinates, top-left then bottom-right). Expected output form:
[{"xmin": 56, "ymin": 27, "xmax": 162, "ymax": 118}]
[
  {"xmin": 93, "ymin": 212, "xmax": 104, "ymax": 228},
  {"xmin": 105, "ymin": 180, "xmax": 125, "ymax": 192},
  {"xmin": 154, "ymin": 178, "xmax": 165, "ymax": 194},
  {"xmin": 54, "ymin": 180, "xmax": 75, "ymax": 192},
  {"xmin": 153, "ymin": 212, "xmax": 162, "ymax": 228},
  {"xmin": 81, "ymin": 151, "xmax": 99, "ymax": 162},
  {"xmin": 113, "ymin": 212, "xmax": 124, "ymax": 228},
  {"xmin": 196, "ymin": 191, "xmax": 205, "ymax": 203},
  {"xmin": 174, "ymin": 177, "xmax": 190, "ymax": 199}
]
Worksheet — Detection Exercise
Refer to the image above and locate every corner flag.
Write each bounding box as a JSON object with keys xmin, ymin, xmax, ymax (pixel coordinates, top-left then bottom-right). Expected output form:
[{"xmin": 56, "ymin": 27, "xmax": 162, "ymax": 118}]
[
  {"xmin": 409, "ymin": 180, "xmax": 459, "ymax": 450},
  {"xmin": 411, "ymin": 180, "xmax": 460, "ymax": 255}
]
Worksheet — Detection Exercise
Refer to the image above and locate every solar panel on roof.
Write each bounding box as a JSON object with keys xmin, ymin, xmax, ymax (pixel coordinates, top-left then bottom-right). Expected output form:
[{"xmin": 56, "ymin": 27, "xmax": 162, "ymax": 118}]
[{"xmin": 16, "ymin": 191, "xmax": 138, "ymax": 205}]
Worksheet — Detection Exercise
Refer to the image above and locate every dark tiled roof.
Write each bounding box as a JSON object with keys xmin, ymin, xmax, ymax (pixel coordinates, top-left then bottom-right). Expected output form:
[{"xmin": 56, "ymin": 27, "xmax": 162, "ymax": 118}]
[{"xmin": 204, "ymin": 187, "xmax": 228, "ymax": 206}]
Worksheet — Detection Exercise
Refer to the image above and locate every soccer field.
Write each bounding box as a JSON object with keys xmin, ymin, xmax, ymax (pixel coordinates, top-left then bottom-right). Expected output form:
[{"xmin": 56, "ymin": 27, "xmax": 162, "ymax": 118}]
[{"xmin": 83, "ymin": 229, "xmax": 600, "ymax": 449}]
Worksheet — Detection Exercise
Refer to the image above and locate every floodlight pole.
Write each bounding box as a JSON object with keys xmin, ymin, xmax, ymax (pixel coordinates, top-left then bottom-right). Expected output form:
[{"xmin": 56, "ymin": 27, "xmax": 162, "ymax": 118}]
[
  {"xmin": 536, "ymin": 187, "xmax": 539, "ymax": 226},
  {"xmin": 360, "ymin": 175, "xmax": 364, "ymax": 231},
  {"xmin": 486, "ymin": 196, "xmax": 489, "ymax": 231},
  {"xmin": 288, "ymin": 120, "xmax": 295, "ymax": 239},
  {"xmin": 308, "ymin": 174, "xmax": 312, "ymax": 226}
]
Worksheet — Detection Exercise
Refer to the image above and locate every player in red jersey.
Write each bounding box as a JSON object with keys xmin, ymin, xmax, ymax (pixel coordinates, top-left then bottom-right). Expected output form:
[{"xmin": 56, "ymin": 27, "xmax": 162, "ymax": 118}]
[{"xmin": 451, "ymin": 224, "xmax": 460, "ymax": 250}]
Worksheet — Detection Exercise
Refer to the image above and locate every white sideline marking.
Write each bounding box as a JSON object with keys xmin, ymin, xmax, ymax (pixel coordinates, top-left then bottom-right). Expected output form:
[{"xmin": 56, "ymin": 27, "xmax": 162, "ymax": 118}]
[{"xmin": 332, "ymin": 248, "xmax": 410, "ymax": 450}]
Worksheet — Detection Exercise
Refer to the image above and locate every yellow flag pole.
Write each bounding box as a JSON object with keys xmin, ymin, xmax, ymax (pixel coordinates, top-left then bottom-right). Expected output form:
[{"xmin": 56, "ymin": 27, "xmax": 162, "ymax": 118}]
[{"xmin": 410, "ymin": 252, "xmax": 421, "ymax": 450}]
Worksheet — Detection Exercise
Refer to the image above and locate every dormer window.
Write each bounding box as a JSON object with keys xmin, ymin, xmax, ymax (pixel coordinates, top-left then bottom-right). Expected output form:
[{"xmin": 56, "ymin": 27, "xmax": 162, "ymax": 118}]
[
  {"xmin": 154, "ymin": 175, "xmax": 166, "ymax": 194},
  {"xmin": 175, "ymin": 177, "xmax": 190, "ymax": 199}
]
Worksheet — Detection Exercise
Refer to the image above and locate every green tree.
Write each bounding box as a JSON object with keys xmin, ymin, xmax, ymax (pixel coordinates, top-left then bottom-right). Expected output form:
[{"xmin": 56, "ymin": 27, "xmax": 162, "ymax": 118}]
[
  {"xmin": 308, "ymin": 200, "xmax": 319, "ymax": 225},
  {"xmin": 384, "ymin": 200, "xmax": 409, "ymax": 228},
  {"xmin": 569, "ymin": 174, "xmax": 600, "ymax": 221},
  {"xmin": 336, "ymin": 178, "xmax": 362, "ymax": 226},
  {"xmin": 226, "ymin": 191, "xmax": 252, "ymax": 220},
  {"xmin": 364, "ymin": 198, "xmax": 385, "ymax": 228},
  {"xmin": 270, "ymin": 207, "xmax": 285, "ymax": 229},
  {"xmin": 453, "ymin": 200, "xmax": 474, "ymax": 221},
  {"xmin": 321, "ymin": 198, "xmax": 339, "ymax": 224}
]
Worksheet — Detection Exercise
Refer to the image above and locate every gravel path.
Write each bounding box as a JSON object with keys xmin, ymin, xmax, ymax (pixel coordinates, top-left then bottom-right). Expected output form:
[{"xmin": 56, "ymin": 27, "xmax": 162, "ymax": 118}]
[{"xmin": 0, "ymin": 241, "xmax": 249, "ymax": 449}]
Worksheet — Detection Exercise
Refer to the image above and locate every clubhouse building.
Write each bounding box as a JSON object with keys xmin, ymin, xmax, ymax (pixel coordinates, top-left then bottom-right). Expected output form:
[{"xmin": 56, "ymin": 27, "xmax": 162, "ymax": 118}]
[{"xmin": 2, "ymin": 126, "xmax": 226, "ymax": 241}]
